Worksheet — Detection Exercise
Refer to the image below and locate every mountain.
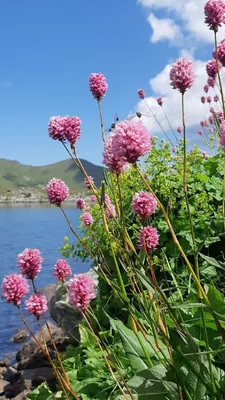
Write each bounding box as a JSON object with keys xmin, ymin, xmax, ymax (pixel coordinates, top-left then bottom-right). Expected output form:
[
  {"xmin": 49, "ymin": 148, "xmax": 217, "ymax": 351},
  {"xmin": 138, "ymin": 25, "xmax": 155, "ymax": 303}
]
[{"xmin": 0, "ymin": 158, "xmax": 104, "ymax": 195}]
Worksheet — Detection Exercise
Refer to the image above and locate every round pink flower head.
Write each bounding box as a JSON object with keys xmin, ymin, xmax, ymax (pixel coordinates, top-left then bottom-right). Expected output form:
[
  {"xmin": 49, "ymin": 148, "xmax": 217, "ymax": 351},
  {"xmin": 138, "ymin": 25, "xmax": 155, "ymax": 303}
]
[
  {"xmin": 47, "ymin": 178, "xmax": 69, "ymax": 206},
  {"xmin": 206, "ymin": 59, "xmax": 221, "ymax": 78},
  {"xmin": 63, "ymin": 116, "xmax": 81, "ymax": 145},
  {"xmin": 25, "ymin": 294, "xmax": 48, "ymax": 317},
  {"xmin": 89, "ymin": 73, "xmax": 108, "ymax": 101},
  {"xmin": 214, "ymin": 94, "xmax": 219, "ymax": 102},
  {"xmin": 81, "ymin": 211, "xmax": 93, "ymax": 226},
  {"xmin": 201, "ymin": 96, "xmax": 206, "ymax": 104},
  {"xmin": 177, "ymin": 127, "xmax": 182, "ymax": 134},
  {"xmin": 105, "ymin": 202, "xmax": 117, "ymax": 219},
  {"xmin": 53, "ymin": 259, "xmax": 72, "ymax": 282},
  {"xmin": 220, "ymin": 120, "xmax": 225, "ymax": 150},
  {"xmin": 157, "ymin": 97, "xmax": 163, "ymax": 106},
  {"xmin": 69, "ymin": 274, "xmax": 96, "ymax": 312},
  {"xmin": 132, "ymin": 192, "xmax": 157, "ymax": 221},
  {"xmin": 90, "ymin": 195, "xmax": 97, "ymax": 203},
  {"xmin": 48, "ymin": 116, "xmax": 81, "ymax": 145},
  {"xmin": 204, "ymin": 0, "xmax": 225, "ymax": 32},
  {"xmin": 213, "ymin": 39, "xmax": 225, "ymax": 66},
  {"xmin": 216, "ymin": 110, "xmax": 224, "ymax": 122},
  {"xmin": 208, "ymin": 77, "xmax": 216, "ymax": 87},
  {"xmin": 209, "ymin": 127, "xmax": 214, "ymax": 134},
  {"xmin": 170, "ymin": 58, "xmax": 194, "ymax": 94},
  {"xmin": 210, "ymin": 107, "xmax": 215, "ymax": 113},
  {"xmin": 18, "ymin": 248, "xmax": 43, "ymax": 280},
  {"xmin": 76, "ymin": 198, "xmax": 86, "ymax": 210},
  {"xmin": 84, "ymin": 176, "xmax": 94, "ymax": 190},
  {"xmin": 103, "ymin": 133, "xmax": 129, "ymax": 174},
  {"xmin": 48, "ymin": 116, "xmax": 66, "ymax": 141},
  {"xmin": 137, "ymin": 226, "xmax": 159, "ymax": 252},
  {"xmin": 200, "ymin": 120, "xmax": 205, "ymax": 127},
  {"xmin": 109, "ymin": 120, "xmax": 151, "ymax": 164},
  {"xmin": 205, "ymin": 119, "xmax": 210, "ymax": 127},
  {"xmin": 207, "ymin": 96, "xmax": 212, "ymax": 104},
  {"xmin": 138, "ymin": 89, "xmax": 145, "ymax": 99},
  {"xmin": 2, "ymin": 274, "xmax": 29, "ymax": 306},
  {"xmin": 204, "ymin": 84, "xmax": 209, "ymax": 93},
  {"xmin": 202, "ymin": 151, "xmax": 209, "ymax": 159},
  {"xmin": 198, "ymin": 129, "xmax": 203, "ymax": 136},
  {"xmin": 209, "ymin": 115, "xmax": 214, "ymax": 124}
]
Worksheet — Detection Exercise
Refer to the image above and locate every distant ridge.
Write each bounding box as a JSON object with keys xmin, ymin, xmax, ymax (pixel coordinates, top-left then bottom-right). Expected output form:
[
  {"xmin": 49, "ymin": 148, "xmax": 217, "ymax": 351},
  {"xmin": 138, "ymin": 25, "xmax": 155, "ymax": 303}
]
[{"xmin": 0, "ymin": 158, "xmax": 104, "ymax": 194}]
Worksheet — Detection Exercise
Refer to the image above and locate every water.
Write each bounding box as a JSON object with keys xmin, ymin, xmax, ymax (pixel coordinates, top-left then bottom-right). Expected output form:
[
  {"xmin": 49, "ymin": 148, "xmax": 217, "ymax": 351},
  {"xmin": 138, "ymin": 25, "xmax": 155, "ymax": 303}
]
[{"xmin": 0, "ymin": 205, "xmax": 90, "ymax": 360}]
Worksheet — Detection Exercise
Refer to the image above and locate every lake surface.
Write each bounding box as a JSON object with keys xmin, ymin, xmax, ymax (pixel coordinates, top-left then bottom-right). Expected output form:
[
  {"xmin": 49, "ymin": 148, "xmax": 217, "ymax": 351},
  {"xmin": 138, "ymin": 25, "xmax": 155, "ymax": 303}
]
[{"xmin": 0, "ymin": 205, "xmax": 90, "ymax": 360}]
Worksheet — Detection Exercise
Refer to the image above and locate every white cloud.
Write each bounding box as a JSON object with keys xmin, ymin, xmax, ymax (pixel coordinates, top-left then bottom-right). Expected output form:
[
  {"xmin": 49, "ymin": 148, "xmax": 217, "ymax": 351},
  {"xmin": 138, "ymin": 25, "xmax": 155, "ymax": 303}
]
[
  {"xmin": 138, "ymin": 0, "xmax": 225, "ymax": 45},
  {"xmin": 147, "ymin": 13, "xmax": 182, "ymax": 43},
  {"xmin": 136, "ymin": 57, "xmax": 224, "ymax": 137}
]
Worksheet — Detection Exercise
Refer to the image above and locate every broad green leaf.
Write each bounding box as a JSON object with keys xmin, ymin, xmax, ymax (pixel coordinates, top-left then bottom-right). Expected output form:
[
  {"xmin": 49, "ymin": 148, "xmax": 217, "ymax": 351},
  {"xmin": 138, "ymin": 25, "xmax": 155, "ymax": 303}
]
[
  {"xmin": 208, "ymin": 286, "xmax": 225, "ymax": 317},
  {"xmin": 27, "ymin": 383, "xmax": 53, "ymax": 400},
  {"xmin": 110, "ymin": 319, "xmax": 169, "ymax": 372},
  {"xmin": 127, "ymin": 366, "xmax": 179, "ymax": 399},
  {"xmin": 199, "ymin": 253, "xmax": 225, "ymax": 270}
]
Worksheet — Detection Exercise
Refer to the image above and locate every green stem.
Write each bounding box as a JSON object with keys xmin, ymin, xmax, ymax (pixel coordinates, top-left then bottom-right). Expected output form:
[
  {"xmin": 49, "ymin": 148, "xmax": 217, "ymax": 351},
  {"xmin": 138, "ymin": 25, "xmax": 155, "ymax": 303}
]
[
  {"xmin": 214, "ymin": 32, "xmax": 225, "ymax": 233},
  {"xmin": 97, "ymin": 100, "xmax": 105, "ymax": 143},
  {"xmin": 161, "ymin": 106, "xmax": 178, "ymax": 143},
  {"xmin": 182, "ymin": 93, "xmax": 200, "ymax": 283}
]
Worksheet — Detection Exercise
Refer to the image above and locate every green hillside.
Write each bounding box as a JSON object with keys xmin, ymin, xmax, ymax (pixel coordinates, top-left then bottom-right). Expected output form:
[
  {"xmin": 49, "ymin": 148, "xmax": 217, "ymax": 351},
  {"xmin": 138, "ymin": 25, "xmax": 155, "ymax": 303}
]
[{"xmin": 0, "ymin": 158, "xmax": 104, "ymax": 195}]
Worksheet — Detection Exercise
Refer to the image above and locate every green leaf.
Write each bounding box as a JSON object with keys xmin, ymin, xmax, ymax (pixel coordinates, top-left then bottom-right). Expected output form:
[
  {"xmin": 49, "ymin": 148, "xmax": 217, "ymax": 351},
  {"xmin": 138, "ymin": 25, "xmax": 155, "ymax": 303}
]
[
  {"xmin": 199, "ymin": 253, "xmax": 225, "ymax": 270},
  {"xmin": 27, "ymin": 383, "xmax": 54, "ymax": 400},
  {"xmin": 110, "ymin": 319, "xmax": 169, "ymax": 372},
  {"xmin": 127, "ymin": 366, "xmax": 179, "ymax": 399},
  {"xmin": 207, "ymin": 286, "xmax": 225, "ymax": 317}
]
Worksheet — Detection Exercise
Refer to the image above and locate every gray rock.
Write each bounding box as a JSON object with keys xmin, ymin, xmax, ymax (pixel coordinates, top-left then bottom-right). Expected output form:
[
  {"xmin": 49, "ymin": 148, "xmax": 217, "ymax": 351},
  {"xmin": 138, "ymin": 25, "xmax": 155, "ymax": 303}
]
[
  {"xmin": 16, "ymin": 322, "xmax": 68, "ymax": 362},
  {"xmin": 10, "ymin": 331, "xmax": 29, "ymax": 344},
  {"xmin": 0, "ymin": 361, "xmax": 10, "ymax": 369},
  {"xmin": 0, "ymin": 379, "xmax": 11, "ymax": 394},
  {"xmin": 21, "ymin": 367, "xmax": 55, "ymax": 386},
  {"xmin": 0, "ymin": 368, "xmax": 7, "ymax": 379},
  {"xmin": 3, "ymin": 368, "xmax": 19, "ymax": 384},
  {"xmin": 12, "ymin": 390, "xmax": 30, "ymax": 400},
  {"xmin": 17, "ymin": 353, "xmax": 50, "ymax": 371}
]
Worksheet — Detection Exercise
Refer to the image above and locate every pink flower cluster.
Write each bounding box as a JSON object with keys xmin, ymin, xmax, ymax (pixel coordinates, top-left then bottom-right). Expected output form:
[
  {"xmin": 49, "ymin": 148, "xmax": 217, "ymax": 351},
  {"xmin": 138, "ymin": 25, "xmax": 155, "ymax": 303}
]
[
  {"xmin": 170, "ymin": 58, "xmax": 195, "ymax": 94},
  {"xmin": 76, "ymin": 198, "xmax": 86, "ymax": 210},
  {"xmin": 157, "ymin": 98, "xmax": 163, "ymax": 106},
  {"xmin": 103, "ymin": 120, "xmax": 151, "ymax": 173},
  {"xmin": 213, "ymin": 39, "xmax": 225, "ymax": 66},
  {"xmin": 208, "ymin": 77, "xmax": 216, "ymax": 87},
  {"xmin": 53, "ymin": 259, "xmax": 72, "ymax": 282},
  {"xmin": 2, "ymin": 274, "xmax": 29, "ymax": 306},
  {"xmin": 204, "ymin": 84, "xmax": 209, "ymax": 93},
  {"xmin": 138, "ymin": 226, "xmax": 159, "ymax": 251},
  {"xmin": 198, "ymin": 129, "xmax": 203, "ymax": 136},
  {"xmin": 132, "ymin": 192, "xmax": 157, "ymax": 220},
  {"xmin": 214, "ymin": 95, "xmax": 219, "ymax": 102},
  {"xmin": 138, "ymin": 89, "xmax": 145, "ymax": 99},
  {"xmin": 220, "ymin": 120, "xmax": 225, "ymax": 149},
  {"xmin": 48, "ymin": 116, "xmax": 81, "ymax": 145},
  {"xmin": 47, "ymin": 178, "xmax": 69, "ymax": 206},
  {"xmin": 206, "ymin": 59, "xmax": 221, "ymax": 78},
  {"xmin": 82, "ymin": 211, "xmax": 93, "ymax": 226},
  {"xmin": 105, "ymin": 197, "xmax": 117, "ymax": 219},
  {"xmin": 89, "ymin": 73, "xmax": 108, "ymax": 101},
  {"xmin": 25, "ymin": 294, "xmax": 48, "ymax": 316},
  {"xmin": 201, "ymin": 96, "xmax": 206, "ymax": 104},
  {"xmin": 204, "ymin": 0, "xmax": 225, "ymax": 31},
  {"xmin": 177, "ymin": 127, "xmax": 182, "ymax": 134},
  {"xmin": 69, "ymin": 274, "xmax": 96, "ymax": 311},
  {"xmin": 18, "ymin": 248, "xmax": 43, "ymax": 280},
  {"xmin": 84, "ymin": 176, "xmax": 94, "ymax": 190}
]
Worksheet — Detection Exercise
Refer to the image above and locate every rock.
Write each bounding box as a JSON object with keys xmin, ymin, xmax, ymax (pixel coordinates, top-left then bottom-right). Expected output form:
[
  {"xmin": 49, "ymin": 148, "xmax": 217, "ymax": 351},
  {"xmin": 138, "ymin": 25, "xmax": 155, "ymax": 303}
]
[
  {"xmin": 0, "ymin": 361, "xmax": 10, "ymax": 369},
  {"xmin": 0, "ymin": 368, "xmax": 7, "ymax": 379},
  {"xmin": 17, "ymin": 353, "xmax": 50, "ymax": 371},
  {"xmin": 3, "ymin": 367, "xmax": 19, "ymax": 384},
  {"xmin": 12, "ymin": 390, "xmax": 30, "ymax": 400},
  {"xmin": 10, "ymin": 331, "xmax": 29, "ymax": 344},
  {"xmin": 16, "ymin": 322, "xmax": 67, "ymax": 362},
  {"xmin": 0, "ymin": 379, "xmax": 11, "ymax": 394},
  {"xmin": 21, "ymin": 367, "xmax": 55, "ymax": 386}
]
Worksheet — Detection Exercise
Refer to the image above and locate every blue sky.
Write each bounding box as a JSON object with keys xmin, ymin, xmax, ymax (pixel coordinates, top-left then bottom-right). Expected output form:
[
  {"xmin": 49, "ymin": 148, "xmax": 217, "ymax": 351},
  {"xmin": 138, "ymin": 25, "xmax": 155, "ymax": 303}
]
[{"xmin": 0, "ymin": 0, "xmax": 221, "ymax": 166}]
